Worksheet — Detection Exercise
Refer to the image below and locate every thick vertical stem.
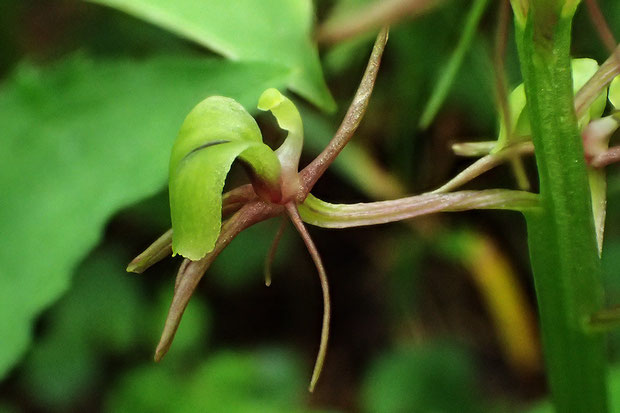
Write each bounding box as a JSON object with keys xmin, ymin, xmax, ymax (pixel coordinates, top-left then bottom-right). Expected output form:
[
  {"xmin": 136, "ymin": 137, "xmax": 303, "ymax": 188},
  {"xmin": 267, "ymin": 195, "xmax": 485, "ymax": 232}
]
[{"xmin": 516, "ymin": 4, "xmax": 608, "ymax": 412}]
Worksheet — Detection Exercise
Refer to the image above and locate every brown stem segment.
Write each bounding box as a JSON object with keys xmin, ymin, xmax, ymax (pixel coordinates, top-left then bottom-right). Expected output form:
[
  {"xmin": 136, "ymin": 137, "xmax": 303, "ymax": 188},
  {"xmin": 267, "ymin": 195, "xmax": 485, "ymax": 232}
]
[
  {"xmin": 264, "ymin": 217, "xmax": 287, "ymax": 287},
  {"xmin": 433, "ymin": 141, "xmax": 534, "ymax": 193},
  {"xmin": 285, "ymin": 203, "xmax": 331, "ymax": 392},
  {"xmin": 154, "ymin": 201, "xmax": 283, "ymax": 361},
  {"xmin": 317, "ymin": 0, "xmax": 437, "ymax": 44},
  {"xmin": 585, "ymin": 0, "xmax": 617, "ymax": 55},
  {"xmin": 301, "ymin": 27, "xmax": 388, "ymax": 194},
  {"xmin": 127, "ymin": 185, "xmax": 257, "ymax": 275}
]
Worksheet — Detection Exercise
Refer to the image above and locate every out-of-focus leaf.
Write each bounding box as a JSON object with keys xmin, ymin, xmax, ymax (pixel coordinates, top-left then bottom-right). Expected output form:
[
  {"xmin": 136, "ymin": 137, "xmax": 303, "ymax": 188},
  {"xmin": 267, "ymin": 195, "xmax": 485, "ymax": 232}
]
[
  {"xmin": 86, "ymin": 0, "xmax": 336, "ymax": 111},
  {"xmin": 19, "ymin": 248, "xmax": 145, "ymax": 408},
  {"xmin": 0, "ymin": 402, "xmax": 19, "ymax": 413},
  {"xmin": 146, "ymin": 287, "xmax": 211, "ymax": 360},
  {"xmin": 327, "ymin": 0, "xmax": 375, "ymax": 20},
  {"xmin": 105, "ymin": 349, "xmax": 329, "ymax": 413},
  {"xmin": 104, "ymin": 365, "xmax": 182, "ymax": 413},
  {"xmin": 21, "ymin": 338, "xmax": 98, "ymax": 409},
  {"xmin": 19, "ymin": 247, "xmax": 211, "ymax": 408},
  {"xmin": 182, "ymin": 350, "xmax": 305, "ymax": 413},
  {"xmin": 383, "ymin": 232, "xmax": 425, "ymax": 319},
  {"xmin": 361, "ymin": 344, "xmax": 484, "ymax": 413},
  {"xmin": 323, "ymin": 35, "xmax": 375, "ymax": 76},
  {"xmin": 301, "ymin": 107, "xmax": 406, "ymax": 200},
  {"xmin": 0, "ymin": 0, "xmax": 20, "ymax": 75},
  {"xmin": 0, "ymin": 54, "xmax": 291, "ymax": 379},
  {"xmin": 434, "ymin": 229, "xmax": 541, "ymax": 376},
  {"xmin": 418, "ymin": 0, "xmax": 489, "ymax": 129}
]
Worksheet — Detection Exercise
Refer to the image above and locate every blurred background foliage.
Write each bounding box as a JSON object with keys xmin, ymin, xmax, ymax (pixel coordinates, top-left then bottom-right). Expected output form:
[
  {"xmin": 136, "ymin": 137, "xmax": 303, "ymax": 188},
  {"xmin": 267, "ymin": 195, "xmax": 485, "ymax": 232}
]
[{"xmin": 1, "ymin": 0, "xmax": 620, "ymax": 412}]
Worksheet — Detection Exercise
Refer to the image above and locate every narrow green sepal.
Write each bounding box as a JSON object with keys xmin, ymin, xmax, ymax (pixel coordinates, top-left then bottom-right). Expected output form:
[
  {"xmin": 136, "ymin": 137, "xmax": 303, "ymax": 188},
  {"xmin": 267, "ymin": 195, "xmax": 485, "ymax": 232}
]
[
  {"xmin": 169, "ymin": 96, "xmax": 281, "ymax": 260},
  {"xmin": 127, "ymin": 229, "xmax": 173, "ymax": 273}
]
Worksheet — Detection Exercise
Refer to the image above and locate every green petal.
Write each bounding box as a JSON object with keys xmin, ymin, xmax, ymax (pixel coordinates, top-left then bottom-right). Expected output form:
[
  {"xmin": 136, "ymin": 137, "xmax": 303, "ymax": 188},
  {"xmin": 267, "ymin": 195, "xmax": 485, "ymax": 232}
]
[
  {"xmin": 571, "ymin": 58, "xmax": 606, "ymax": 126},
  {"xmin": 258, "ymin": 88, "xmax": 304, "ymax": 199},
  {"xmin": 258, "ymin": 88, "xmax": 304, "ymax": 170},
  {"xmin": 610, "ymin": 76, "xmax": 620, "ymax": 109},
  {"xmin": 169, "ymin": 96, "xmax": 281, "ymax": 260},
  {"xmin": 496, "ymin": 58, "xmax": 606, "ymax": 152}
]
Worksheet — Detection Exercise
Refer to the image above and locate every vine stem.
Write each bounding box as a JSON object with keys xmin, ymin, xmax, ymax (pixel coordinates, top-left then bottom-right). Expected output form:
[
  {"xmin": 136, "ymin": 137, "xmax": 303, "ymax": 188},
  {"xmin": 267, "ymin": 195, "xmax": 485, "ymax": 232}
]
[{"xmin": 515, "ymin": 4, "xmax": 608, "ymax": 411}]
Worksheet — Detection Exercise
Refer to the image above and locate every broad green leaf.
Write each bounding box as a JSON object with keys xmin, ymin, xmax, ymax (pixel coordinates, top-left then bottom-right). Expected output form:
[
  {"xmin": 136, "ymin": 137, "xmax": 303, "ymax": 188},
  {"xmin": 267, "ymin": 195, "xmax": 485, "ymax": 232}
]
[
  {"xmin": 86, "ymin": 0, "xmax": 336, "ymax": 111},
  {"xmin": 19, "ymin": 247, "xmax": 212, "ymax": 409},
  {"xmin": 19, "ymin": 248, "xmax": 144, "ymax": 408},
  {"xmin": 105, "ymin": 349, "xmax": 330, "ymax": 413},
  {"xmin": 169, "ymin": 95, "xmax": 281, "ymax": 260},
  {"xmin": 0, "ymin": 54, "xmax": 291, "ymax": 379}
]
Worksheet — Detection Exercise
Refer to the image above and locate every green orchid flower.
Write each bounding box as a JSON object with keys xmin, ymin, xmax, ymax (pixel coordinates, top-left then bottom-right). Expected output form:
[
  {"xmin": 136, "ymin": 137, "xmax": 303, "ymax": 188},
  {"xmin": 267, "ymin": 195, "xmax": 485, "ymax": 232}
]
[{"xmin": 169, "ymin": 88, "xmax": 304, "ymax": 261}]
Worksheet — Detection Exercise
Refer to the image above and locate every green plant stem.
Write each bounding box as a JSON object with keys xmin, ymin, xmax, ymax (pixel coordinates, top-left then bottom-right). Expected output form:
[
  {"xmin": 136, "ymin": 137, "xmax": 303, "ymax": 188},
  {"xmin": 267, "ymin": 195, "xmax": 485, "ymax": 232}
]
[{"xmin": 516, "ymin": 6, "xmax": 608, "ymax": 412}]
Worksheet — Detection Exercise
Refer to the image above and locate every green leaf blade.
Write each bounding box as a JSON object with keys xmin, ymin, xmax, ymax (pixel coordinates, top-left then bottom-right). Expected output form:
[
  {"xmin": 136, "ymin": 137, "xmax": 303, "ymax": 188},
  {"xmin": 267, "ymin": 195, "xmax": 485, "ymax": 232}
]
[{"xmin": 86, "ymin": 0, "xmax": 336, "ymax": 111}]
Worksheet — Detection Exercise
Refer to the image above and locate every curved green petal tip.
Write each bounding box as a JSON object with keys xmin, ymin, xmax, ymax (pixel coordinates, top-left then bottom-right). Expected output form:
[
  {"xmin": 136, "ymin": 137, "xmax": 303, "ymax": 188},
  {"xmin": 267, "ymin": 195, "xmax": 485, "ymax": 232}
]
[
  {"xmin": 257, "ymin": 88, "xmax": 303, "ymax": 138},
  {"xmin": 258, "ymin": 88, "xmax": 285, "ymax": 111},
  {"xmin": 169, "ymin": 95, "xmax": 280, "ymax": 260},
  {"xmin": 257, "ymin": 89, "xmax": 304, "ymax": 195}
]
